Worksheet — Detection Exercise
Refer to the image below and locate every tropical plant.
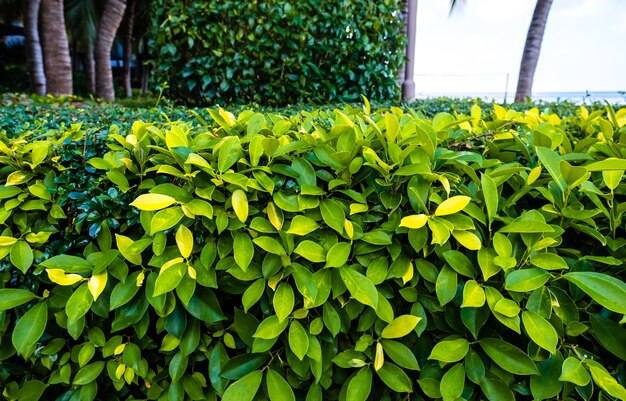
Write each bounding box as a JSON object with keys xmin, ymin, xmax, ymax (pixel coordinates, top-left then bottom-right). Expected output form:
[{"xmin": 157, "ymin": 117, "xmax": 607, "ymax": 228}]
[
  {"xmin": 95, "ymin": 0, "xmax": 127, "ymax": 100},
  {"xmin": 23, "ymin": 0, "xmax": 46, "ymax": 95},
  {"xmin": 515, "ymin": 0, "xmax": 554, "ymax": 102},
  {"xmin": 65, "ymin": 0, "xmax": 100, "ymax": 94},
  {"xmin": 40, "ymin": 0, "xmax": 73, "ymax": 95}
]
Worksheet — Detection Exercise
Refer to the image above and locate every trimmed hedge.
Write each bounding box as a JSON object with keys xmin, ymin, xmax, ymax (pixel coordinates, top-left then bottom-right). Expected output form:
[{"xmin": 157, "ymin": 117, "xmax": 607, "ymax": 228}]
[
  {"xmin": 1, "ymin": 93, "xmax": 616, "ymax": 138},
  {"xmin": 149, "ymin": 0, "xmax": 406, "ymax": 105},
  {"xmin": 1, "ymin": 102, "xmax": 626, "ymax": 401}
]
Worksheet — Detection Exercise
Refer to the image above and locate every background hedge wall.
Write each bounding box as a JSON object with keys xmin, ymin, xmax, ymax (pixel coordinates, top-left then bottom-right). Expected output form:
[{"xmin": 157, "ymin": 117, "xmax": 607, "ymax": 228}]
[
  {"xmin": 149, "ymin": 0, "xmax": 406, "ymax": 105},
  {"xmin": 2, "ymin": 103, "xmax": 626, "ymax": 401}
]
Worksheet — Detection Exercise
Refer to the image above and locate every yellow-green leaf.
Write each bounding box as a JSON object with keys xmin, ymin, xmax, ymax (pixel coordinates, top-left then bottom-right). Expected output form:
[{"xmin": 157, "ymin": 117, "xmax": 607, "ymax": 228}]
[
  {"xmin": 522, "ymin": 310, "xmax": 558, "ymax": 354},
  {"xmin": 381, "ymin": 315, "xmax": 422, "ymax": 339},
  {"xmin": 88, "ymin": 271, "xmax": 108, "ymax": 301},
  {"xmin": 114, "ymin": 234, "xmax": 142, "ymax": 265},
  {"xmin": 435, "ymin": 196, "xmax": 471, "ymax": 216},
  {"xmin": 374, "ymin": 342, "xmax": 384, "ymax": 371},
  {"xmin": 47, "ymin": 269, "xmax": 84, "ymax": 285},
  {"xmin": 266, "ymin": 369, "xmax": 295, "ymax": 401},
  {"xmin": 222, "ymin": 370, "xmax": 263, "ymax": 401},
  {"xmin": 6, "ymin": 170, "xmax": 33, "ymax": 186},
  {"xmin": 286, "ymin": 215, "xmax": 318, "ymax": 235},
  {"xmin": 266, "ymin": 202, "xmax": 283, "ymax": 230},
  {"xmin": 0, "ymin": 236, "xmax": 17, "ymax": 246},
  {"xmin": 233, "ymin": 232, "xmax": 254, "ymax": 271},
  {"xmin": 274, "ymin": 283, "xmax": 295, "ymax": 322},
  {"xmin": 558, "ymin": 357, "xmax": 590, "ymax": 386},
  {"xmin": 293, "ymin": 240, "xmax": 326, "ymax": 263},
  {"xmin": 428, "ymin": 338, "xmax": 469, "ymax": 363},
  {"xmin": 175, "ymin": 225, "xmax": 193, "ymax": 259},
  {"xmin": 232, "ymin": 189, "xmax": 249, "ymax": 223},
  {"xmin": 399, "ymin": 214, "xmax": 428, "ymax": 229},
  {"xmin": 586, "ymin": 360, "xmax": 626, "ymax": 400},
  {"xmin": 461, "ymin": 280, "xmax": 486, "ymax": 308},
  {"xmin": 452, "ymin": 230, "xmax": 482, "ymax": 250},
  {"xmin": 130, "ymin": 194, "xmax": 177, "ymax": 211},
  {"xmin": 10, "ymin": 240, "xmax": 33, "ymax": 273}
]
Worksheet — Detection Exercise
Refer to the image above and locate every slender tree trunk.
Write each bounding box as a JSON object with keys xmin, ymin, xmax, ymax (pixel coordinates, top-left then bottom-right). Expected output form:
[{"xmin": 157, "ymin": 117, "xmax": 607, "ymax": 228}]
[
  {"xmin": 140, "ymin": 53, "xmax": 149, "ymax": 96},
  {"xmin": 24, "ymin": 0, "xmax": 46, "ymax": 95},
  {"xmin": 515, "ymin": 0, "xmax": 553, "ymax": 102},
  {"xmin": 397, "ymin": 0, "xmax": 408, "ymax": 94},
  {"xmin": 86, "ymin": 42, "xmax": 96, "ymax": 95},
  {"xmin": 123, "ymin": 0, "xmax": 136, "ymax": 98},
  {"xmin": 71, "ymin": 40, "xmax": 79, "ymax": 77},
  {"xmin": 95, "ymin": 0, "xmax": 127, "ymax": 100},
  {"xmin": 41, "ymin": 0, "xmax": 73, "ymax": 95},
  {"xmin": 401, "ymin": 0, "xmax": 417, "ymax": 101}
]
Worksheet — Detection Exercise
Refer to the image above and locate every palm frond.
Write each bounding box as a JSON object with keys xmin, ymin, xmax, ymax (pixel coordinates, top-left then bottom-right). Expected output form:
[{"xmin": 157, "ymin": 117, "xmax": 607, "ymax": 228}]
[
  {"xmin": 65, "ymin": 0, "xmax": 99, "ymax": 45},
  {"xmin": 449, "ymin": 0, "xmax": 466, "ymax": 16}
]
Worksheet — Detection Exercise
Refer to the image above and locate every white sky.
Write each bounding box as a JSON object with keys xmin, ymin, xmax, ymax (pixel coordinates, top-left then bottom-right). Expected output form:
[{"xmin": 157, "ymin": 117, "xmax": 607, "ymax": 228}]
[{"xmin": 414, "ymin": 0, "xmax": 626, "ymax": 95}]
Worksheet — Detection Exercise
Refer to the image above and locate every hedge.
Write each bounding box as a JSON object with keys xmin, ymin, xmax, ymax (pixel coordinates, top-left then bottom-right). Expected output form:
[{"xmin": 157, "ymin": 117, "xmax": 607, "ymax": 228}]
[
  {"xmin": 1, "ymin": 93, "xmax": 616, "ymax": 138},
  {"xmin": 149, "ymin": 0, "xmax": 406, "ymax": 105},
  {"xmin": 1, "ymin": 102, "xmax": 626, "ymax": 401}
]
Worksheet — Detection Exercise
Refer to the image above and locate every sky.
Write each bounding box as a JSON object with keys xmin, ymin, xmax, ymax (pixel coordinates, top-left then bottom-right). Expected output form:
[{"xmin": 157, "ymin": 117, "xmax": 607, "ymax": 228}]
[{"xmin": 413, "ymin": 0, "xmax": 626, "ymax": 98}]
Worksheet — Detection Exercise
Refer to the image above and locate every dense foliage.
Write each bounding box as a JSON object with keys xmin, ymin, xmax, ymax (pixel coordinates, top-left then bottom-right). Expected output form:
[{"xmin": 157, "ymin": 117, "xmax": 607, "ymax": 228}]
[
  {"xmin": 1, "ymin": 93, "xmax": 616, "ymax": 138},
  {"xmin": 149, "ymin": 0, "xmax": 406, "ymax": 105},
  {"xmin": 2, "ymin": 101, "xmax": 626, "ymax": 401}
]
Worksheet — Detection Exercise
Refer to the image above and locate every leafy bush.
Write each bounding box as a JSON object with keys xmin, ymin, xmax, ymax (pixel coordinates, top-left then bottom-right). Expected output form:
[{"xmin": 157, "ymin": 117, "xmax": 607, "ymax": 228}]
[
  {"xmin": 2, "ymin": 102, "xmax": 626, "ymax": 400},
  {"xmin": 149, "ymin": 0, "xmax": 406, "ymax": 105},
  {"xmin": 1, "ymin": 93, "xmax": 616, "ymax": 139}
]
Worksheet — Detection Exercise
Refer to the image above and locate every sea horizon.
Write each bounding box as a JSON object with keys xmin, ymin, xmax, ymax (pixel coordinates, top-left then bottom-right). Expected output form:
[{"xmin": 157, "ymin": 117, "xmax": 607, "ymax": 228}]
[{"xmin": 417, "ymin": 91, "xmax": 626, "ymax": 105}]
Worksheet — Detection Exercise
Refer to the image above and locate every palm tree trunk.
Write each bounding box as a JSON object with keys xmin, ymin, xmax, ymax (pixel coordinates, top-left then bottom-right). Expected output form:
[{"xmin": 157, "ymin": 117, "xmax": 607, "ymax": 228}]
[
  {"xmin": 24, "ymin": 0, "xmax": 46, "ymax": 95},
  {"xmin": 401, "ymin": 0, "xmax": 417, "ymax": 101},
  {"xmin": 397, "ymin": 0, "xmax": 408, "ymax": 93},
  {"xmin": 514, "ymin": 0, "xmax": 553, "ymax": 102},
  {"xmin": 123, "ymin": 0, "xmax": 136, "ymax": 98},
  {"xmin": 140, "ymin": 52, "xmax": 149, "ymax": 96},
  {"xmin": 41, "ymin": 0, "xmax": 73, "ymax": 95},
  {"xmin": 95, "ymin": 0, "xmax": 127, "ymax": 100},
  {"xmin": 86, "ymin": 41, "xmax": 96, "ymax": 95}
]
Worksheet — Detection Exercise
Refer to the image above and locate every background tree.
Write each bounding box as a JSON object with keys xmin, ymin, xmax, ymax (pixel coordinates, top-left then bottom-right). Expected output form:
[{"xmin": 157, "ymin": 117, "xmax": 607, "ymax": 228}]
[
  {"xmin": 122, "ymin": 0, "xmax": 136, "ymax": 97},
  {"xmin": 24, "ymin": 0, "xmax": 46, "ymax": 95},
  {"xmin": 41, "ymin": 0, "xmax": 73, "ymax": 95},
  {"xmin": 65, "ymin": 0, "xmax": 100, "ymax": 94},
  {"xmin": 515, "ymin": 0, "xmax": 554, "ymax": 102},
  {"xmin": 95, "ymin": 0, "xmax": 127, "ymax": 100}
]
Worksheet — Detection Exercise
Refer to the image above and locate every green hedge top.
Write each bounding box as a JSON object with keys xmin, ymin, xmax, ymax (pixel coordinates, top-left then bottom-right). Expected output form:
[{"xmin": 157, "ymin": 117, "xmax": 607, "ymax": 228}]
[
  {"xmin": 1, "ymin": 103, "xmax": 626, "ymax": 400},
  {"xmin": 149, "ymin": 0, "xmax": 406, "ymax": 105}
]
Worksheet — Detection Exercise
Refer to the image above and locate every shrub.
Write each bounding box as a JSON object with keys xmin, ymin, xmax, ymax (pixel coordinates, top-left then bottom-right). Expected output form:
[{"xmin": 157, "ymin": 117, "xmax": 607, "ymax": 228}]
[
  {"xmin": 149, "ymin": 0, "xmax": 406, "ymax": 106},
  {"xmin": 1, "ymin": 102, "xmax": 626, "ymax": 400}
]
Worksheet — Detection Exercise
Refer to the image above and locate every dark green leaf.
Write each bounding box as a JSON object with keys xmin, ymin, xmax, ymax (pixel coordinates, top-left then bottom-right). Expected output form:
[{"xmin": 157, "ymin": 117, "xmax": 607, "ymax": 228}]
[
  {"xmin": 376, "ymin": 363, "xmax": 413, "ymax": 393},
  {"xmin": 221, "ymin": 353, "xmax": 267, "ymax": 380},
  {"xmin": 563, "ymin": 272, "xmax": 626, "ymax": 313},
  {"xmin": 340, "ymin": 266, "xmax": 378, "ymax": 309},
  {"xmin": 440, "ymin": 363, "xmax": 465, "ymax": 401},
  {"xmin": 12, "ymin": 302, "xmax": 47, "ymax": 356},
  {"xmin": 347, "ymin": 367, "xmax": 372, "ymax": 401},
  {"xmin": 66, "ymin": 283, "xmax": 93, "ymax": 323},
  {"xmin": 73, "ymin": 361, "xmax": 105, "ymax": 385},
  {"xmin": 479, "ymin": 338, "xmax": 538, "ymax": 375}
]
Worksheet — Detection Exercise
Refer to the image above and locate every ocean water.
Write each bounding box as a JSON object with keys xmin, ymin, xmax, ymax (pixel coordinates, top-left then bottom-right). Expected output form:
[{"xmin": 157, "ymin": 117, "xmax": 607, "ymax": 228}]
[{"xmin": 416, "ymin": 91, "xmax": 626, "ymax": 105}]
